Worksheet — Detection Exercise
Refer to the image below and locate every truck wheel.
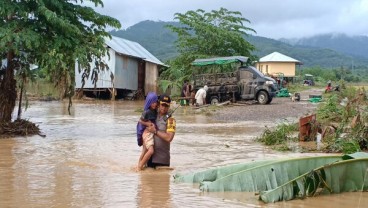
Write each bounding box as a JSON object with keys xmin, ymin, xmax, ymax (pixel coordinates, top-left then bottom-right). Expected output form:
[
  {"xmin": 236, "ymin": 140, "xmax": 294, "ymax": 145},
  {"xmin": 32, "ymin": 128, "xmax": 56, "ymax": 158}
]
[
  {"xmin": 210, "ymin": 97, "xmax": 219, "ymax": 105},
  {"xmin": 257, "ymin": 91, "xmax": 269, "ymax": 105},
  {"xmin": 266, "ymin": 97, "xmax": 273, "ymax": 104}
]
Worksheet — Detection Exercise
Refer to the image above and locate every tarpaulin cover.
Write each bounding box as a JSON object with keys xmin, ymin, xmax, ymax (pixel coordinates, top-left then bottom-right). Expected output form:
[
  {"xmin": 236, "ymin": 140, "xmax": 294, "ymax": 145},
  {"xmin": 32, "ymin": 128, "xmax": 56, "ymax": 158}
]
[
  {"xmin": 276, "ymin": 88, "xmax": 290, "ymax": 97},
  {"xmin": 192, "ymin": 56, "xmax": 248, "ymax": 66}
]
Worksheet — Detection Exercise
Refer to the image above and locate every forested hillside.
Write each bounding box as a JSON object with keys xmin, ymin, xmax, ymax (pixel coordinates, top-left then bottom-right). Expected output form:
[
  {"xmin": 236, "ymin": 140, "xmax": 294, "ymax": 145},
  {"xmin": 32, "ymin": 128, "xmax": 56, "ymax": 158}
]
[
  {"xmin": 110, "ymin": 20, "xmax": 179, "ymax": 61},
  {"xmin": 110, "ymin": 20, "xmax": 368, "ymax": 69},
  {"xmin": 282, "ymin": 34, "xmax": 368, "ymax": 59},
  {"xmin": 246, "ymin": 35, "xmax": 368, "ymax": 69}
]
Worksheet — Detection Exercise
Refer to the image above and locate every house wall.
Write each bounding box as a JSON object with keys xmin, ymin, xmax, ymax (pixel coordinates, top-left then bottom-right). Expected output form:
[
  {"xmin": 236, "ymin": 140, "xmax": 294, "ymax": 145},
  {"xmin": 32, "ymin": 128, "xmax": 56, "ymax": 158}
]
[
  {"xmin": 75, "ymin": 48, "xmax": 115, "ymax": 89},
  {"xmin": 75, "ymin": 48, "xmax": 160, "ymax": 94},
  {"xmin": 144, "ymin": 62, "xmax": 158, "ymax": 94},
  {"xmin": 114, "ymin": 54, "xmax": 138, "ymax": 90},
  {"xmin": 256, "ymin": 62, "xmax": 296, "ymax": 77}
]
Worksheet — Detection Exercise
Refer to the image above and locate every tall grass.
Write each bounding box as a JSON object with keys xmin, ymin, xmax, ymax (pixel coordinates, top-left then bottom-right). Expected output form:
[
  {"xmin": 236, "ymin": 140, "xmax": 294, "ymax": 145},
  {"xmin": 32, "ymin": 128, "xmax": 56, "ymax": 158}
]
[{"xmin": 26, "ymin": 79, "xmax": 60, "ymax": 99}]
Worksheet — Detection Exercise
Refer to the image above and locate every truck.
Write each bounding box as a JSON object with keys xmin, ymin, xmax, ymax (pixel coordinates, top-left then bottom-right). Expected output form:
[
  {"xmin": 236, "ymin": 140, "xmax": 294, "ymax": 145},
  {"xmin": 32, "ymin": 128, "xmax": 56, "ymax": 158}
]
[
  {"xmin": 303, "ymin": 74, "xmax": 315, "ymax": 86},
  {"xmin": 192, "ymin": 56, "xmax": 278, "ymax": 105}
]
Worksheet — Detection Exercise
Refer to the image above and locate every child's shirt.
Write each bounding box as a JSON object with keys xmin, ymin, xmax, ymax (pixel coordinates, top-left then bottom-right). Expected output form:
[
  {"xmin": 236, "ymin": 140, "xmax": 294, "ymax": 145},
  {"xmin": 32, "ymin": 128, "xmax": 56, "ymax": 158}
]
[{"xmin": 141, "ymin": 109, "xmax": 157, "ymax": 123}]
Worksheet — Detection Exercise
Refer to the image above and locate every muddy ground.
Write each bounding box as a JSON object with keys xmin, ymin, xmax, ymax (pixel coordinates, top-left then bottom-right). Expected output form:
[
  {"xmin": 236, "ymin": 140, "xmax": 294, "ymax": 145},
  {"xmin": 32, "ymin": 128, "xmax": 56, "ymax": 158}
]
[{"xmin": 212, "ymin": 88, "xmax": 325, "ymax": 123}]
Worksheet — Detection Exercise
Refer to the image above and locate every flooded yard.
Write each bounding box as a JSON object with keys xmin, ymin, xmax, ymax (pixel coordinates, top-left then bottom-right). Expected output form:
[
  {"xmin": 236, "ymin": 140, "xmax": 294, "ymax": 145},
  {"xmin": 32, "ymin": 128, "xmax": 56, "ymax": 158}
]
[{"xmin": 0, "ymin": 100, "xmax": 367, "ymax": 207}]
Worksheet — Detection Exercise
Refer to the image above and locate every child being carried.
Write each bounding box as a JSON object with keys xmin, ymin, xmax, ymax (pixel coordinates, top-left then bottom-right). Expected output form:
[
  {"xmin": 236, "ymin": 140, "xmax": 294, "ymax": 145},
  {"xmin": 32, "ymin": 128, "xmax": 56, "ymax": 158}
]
[{"xmin": 136, "ymin": 92, "xmax": 158, "ymax": 171}]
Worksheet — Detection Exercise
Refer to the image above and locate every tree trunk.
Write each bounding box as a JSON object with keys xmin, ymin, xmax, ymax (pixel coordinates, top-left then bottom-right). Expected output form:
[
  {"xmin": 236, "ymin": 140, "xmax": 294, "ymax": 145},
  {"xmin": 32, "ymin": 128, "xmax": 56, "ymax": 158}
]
[
  {"xmin": 0, "ymin": 51, "xmax": 17, "ymax": 123},
  {"xmin": 17, "ymin": 78, "xmax": 24, "ymax": 120}
]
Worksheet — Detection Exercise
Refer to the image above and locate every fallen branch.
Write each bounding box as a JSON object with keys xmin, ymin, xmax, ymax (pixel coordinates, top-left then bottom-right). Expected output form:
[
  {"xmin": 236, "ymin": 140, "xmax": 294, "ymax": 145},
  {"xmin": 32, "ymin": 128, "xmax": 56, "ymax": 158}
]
[
  {"xmin": 0, "ymin": 119, "xmax": 42, "ymax": 138},
  {"xmin": 216, "ymin": 101, "xmax": 231, "ymax": 106}
]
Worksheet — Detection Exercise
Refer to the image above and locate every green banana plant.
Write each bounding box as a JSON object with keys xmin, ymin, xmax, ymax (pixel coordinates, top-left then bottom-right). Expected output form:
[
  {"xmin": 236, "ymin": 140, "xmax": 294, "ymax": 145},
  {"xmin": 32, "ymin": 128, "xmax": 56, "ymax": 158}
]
[
  {"xmin": 174, "ymin": 159, "xmax": 277, "ymax": 183},
  {"xmin": 198, "ymin": 156, "xmax": 344, "ymax": 192},
  {"xmin": 174, "ymin": 152, "xmax": 368, "ymax": 203},
  {"xmin": 260, "ymin": 157, "xmax": 368, "ymax": 203}
]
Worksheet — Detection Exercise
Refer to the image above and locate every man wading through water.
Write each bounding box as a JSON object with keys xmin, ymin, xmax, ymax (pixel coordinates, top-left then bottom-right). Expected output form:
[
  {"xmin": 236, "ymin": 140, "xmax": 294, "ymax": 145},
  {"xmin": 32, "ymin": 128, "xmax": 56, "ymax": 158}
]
[{"xmin": 146, "ymin": 94, "xmax": 176, "ymax": 168}]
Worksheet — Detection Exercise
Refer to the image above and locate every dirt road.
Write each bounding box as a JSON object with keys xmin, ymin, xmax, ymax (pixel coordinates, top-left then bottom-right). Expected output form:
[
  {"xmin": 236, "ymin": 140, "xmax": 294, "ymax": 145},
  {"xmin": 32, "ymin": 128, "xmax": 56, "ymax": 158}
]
[{"xmin": 213, "ymin": 88, "xmax": 325, "ymax": 124}]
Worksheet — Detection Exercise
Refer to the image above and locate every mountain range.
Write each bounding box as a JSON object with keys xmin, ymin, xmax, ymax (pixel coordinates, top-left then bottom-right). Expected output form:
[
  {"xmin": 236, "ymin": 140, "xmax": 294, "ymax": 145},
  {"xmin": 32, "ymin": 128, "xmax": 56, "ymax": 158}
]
[{"xmin": 110, "ymin": 20, "xmax": 368, "ymax": 69}]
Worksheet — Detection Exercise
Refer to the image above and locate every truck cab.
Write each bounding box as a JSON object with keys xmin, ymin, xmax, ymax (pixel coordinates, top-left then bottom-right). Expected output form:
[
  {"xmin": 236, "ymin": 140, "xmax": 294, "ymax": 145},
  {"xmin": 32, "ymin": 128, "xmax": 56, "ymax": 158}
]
[
  {"xmin": 192, "ymin": 56, "xmax": 277, "ymax": 105},
  {"xmin": 238, "ymin": 66, "xmax": 277, "ymax": 104}
]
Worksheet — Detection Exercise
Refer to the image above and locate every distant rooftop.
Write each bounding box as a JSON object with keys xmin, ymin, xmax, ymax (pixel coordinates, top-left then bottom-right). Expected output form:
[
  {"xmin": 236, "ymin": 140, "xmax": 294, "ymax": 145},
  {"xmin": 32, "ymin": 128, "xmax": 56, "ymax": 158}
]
[{"xmin": 259, "ymin": 52, "xmax": 301, "ymax": 64}]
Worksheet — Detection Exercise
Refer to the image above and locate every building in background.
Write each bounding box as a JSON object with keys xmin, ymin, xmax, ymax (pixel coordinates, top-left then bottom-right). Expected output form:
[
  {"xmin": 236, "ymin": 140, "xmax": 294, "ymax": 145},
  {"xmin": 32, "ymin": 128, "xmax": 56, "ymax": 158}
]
[
  {"xmin": 75, "ymin": 36, "xmax": 166, "ymax": 100},
  {"xmin": 255, "ymin": 52, "xmax": 302, "ymax": 86}
]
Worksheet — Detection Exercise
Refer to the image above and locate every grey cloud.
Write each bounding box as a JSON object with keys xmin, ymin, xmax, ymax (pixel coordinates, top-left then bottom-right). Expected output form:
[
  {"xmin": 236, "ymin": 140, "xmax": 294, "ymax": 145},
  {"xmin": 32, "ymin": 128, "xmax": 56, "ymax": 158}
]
[{"xmin": 94, "ymin": 0, "xmax": 368, "ymax": 39}]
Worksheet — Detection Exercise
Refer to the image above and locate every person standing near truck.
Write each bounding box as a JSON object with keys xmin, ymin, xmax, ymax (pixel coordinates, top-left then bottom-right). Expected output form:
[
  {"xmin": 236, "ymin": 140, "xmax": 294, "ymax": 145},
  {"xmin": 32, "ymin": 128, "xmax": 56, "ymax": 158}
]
[
  {"xmin": 189, "ymin": 85, "xmax": 196, "ymax": 105},
  {"xmin": 195, "ymin": 85, "xmax": 208, "ymax": 106},
  {"xmin": 181, "ymin": 80, "xmax": 190, "ymax": 105}
]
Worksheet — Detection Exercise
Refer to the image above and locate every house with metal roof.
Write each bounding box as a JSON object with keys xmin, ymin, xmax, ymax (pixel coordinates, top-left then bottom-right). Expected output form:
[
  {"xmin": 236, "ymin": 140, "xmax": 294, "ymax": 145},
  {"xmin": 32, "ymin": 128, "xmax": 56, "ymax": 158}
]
[
  {"xmin": 75, "ymin": 35, "xmax": 165, "ymax": 100},
  {"xmin": 255, "ymin": 52, "xmax": 302, "ymax": 78}
]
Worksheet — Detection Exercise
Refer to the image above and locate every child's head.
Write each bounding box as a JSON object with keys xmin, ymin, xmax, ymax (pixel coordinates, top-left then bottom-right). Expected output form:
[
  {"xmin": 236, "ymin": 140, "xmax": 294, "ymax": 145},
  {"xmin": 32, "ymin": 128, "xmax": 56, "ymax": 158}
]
[
  {"xmin": 144, "ymin": 92, "xmax": 158, "ymax": 111},
  {"xmin": 150, "ymin": 101, "xmax": 158, "ymax": 110}
]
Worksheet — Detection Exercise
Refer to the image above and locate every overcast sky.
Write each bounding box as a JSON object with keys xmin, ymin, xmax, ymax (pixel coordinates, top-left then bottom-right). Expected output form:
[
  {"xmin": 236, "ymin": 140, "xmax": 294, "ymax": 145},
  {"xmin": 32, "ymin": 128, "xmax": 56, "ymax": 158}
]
[{"xmin": 94, "ymin": 0, "xmax": 368, "ymax": 39}]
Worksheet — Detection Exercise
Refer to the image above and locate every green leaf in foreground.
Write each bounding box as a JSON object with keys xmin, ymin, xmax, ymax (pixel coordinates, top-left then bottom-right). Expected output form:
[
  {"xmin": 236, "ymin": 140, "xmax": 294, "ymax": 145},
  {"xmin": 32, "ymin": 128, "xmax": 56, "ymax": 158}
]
[
  {"xmin": 199, "ymin": 156, "xmax": 343, "ymax": 192},
  {"xmin": 259, "ymin": 158, "xmax": 368, "ymax": 203}
]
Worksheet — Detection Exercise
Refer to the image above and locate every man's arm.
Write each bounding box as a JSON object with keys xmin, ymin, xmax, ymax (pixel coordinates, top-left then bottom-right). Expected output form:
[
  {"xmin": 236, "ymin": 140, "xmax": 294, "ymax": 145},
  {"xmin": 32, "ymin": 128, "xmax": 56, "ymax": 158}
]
[{"xmin": 158, "ymin": 117, "xmax": 176, "ymax": 142}]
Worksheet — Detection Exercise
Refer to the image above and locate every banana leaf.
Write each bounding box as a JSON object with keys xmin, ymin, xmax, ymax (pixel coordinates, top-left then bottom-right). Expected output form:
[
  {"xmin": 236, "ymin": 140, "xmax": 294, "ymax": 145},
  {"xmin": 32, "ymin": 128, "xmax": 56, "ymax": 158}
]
[
  {"xmin": 199, "ymin": 156, "xmax": 344, "ymax": 192},
  {"xmin": 174, "ymin": 159, "xmax": 276, "ymax": 183},
  {"xmin": 342, "ymin": 151, "xmax": 368, "ymax": 159},
  {"xmin": 260, "ymin": 158, "xmax": 368, "ymax": 203},
  {"xmin": 174, "ymin": 153, "xmax": 368, "ymax": 184}
]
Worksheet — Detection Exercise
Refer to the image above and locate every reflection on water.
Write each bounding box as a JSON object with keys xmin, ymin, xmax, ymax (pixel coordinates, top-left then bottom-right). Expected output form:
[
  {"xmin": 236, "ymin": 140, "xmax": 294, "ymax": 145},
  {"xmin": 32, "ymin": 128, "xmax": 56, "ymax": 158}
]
[
  {"xmin": 0, "ymin": 100, "xmax": 366, "ymax": 207},
  {"xmin": 137, "ymin": 169, "xmax": 172, "ymax": 208}
]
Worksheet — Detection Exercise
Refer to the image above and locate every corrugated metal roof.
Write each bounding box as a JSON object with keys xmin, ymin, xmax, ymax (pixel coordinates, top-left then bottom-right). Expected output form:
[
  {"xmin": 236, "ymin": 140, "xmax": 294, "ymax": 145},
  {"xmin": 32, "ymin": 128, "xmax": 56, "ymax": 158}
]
[
  {"xmin": 259, "ymin": 52, "xmax": 301, "ymax": 63},
  {"xmin": 105, "ymin": 36, "xmax": 165, "ymax": 66}
]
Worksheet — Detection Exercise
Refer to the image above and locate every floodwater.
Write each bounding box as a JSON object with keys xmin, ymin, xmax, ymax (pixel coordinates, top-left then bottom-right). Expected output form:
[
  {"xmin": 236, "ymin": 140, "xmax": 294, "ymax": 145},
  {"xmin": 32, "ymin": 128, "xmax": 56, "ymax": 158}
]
[{"xmin": 0, "ymin": 100, "xmax": 367, "ymax": 208}]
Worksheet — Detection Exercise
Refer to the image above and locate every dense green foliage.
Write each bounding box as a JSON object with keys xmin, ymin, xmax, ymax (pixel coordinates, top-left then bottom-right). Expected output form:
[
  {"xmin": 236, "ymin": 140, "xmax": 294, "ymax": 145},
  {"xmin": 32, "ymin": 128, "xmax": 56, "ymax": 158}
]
[
  {"xmin": 0, "ymin": 0, "xmax": 121, "ymax": 123},
  {"xmin": 167, "ymin": 8, "xmax": 256, "ymax": 61},
  {"xmin": 297, "ymin": 66, "xmax": 366, "ymax": 83},
  {"xmin": 160, "ymin": 8, "xmax": 257, "ymax": 93}
]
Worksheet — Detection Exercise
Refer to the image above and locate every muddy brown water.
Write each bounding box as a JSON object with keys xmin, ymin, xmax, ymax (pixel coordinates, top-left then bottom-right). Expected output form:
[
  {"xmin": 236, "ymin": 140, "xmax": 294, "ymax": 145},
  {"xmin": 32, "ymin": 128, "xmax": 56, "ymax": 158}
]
[{"xmin": 1, "ymin": 100, "xmax": 367, "ymax": 208}]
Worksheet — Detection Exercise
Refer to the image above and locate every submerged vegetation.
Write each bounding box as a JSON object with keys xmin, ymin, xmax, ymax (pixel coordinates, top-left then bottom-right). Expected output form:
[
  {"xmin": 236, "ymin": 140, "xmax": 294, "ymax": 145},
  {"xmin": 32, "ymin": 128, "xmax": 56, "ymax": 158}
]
[
  {"xmin": 256, "ymin": 123, "xmax": 299, "ymax": 151},
  {"xmin": 320, "ymin": 87, "xmax": 368, "ymax": 153},
  {"xmin": 257, "ymin": 85, "xmax": 368, "ymax": 153}
]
